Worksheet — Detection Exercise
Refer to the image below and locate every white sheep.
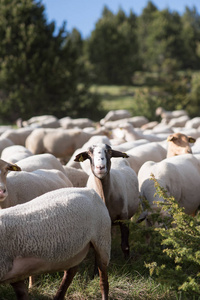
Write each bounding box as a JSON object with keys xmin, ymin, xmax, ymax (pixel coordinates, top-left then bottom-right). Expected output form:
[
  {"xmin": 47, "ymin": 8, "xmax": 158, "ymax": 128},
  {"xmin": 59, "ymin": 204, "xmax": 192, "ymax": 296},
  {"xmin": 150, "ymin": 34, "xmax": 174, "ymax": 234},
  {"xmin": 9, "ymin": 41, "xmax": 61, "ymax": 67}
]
[
  {"xmin": 102, "ymin": 116, "xmax": 148, "ymax": 129},
  {"xmin": 16, "ymin": 153, "xmax": 68, "ymax": 174},
  {"xmin": 138, "ymin": 154, "xmax": 200, "ymax": 228},
  {"xmin": 22, "ymin": 114, "xmax": 58, "ymax": 127},
  {"xmin": 1, "ymin": 145, "xmax": 33, "ymax": 163},
  {"xmin": 59, "ymin": 116, "xmax": 94, "ymax": 129},
  {"xmin": 112, "ymin": 139, "xmax": 149, "ymax": 152},
  {"xmin": 0, "ymin": 157, "xmax": 73, "ymax": 289},
  {"xmin": 74, "ymin": 144, "xmax": 139, "ymax": 258},
  {"xmin": 1, "ymin": 127, "xmax": 33, "ymax": 146},
  {"xmin": 117, "ymin": 123, "xmax": 168, "ymax": 142},
  {"xmin": 125, "ymin": 141, "xmax": 167, "ymax": 174},
  {"xmin": 63, "ymin": 166, "xmax": 89, "ymax": 187},
  {"xmin": 185, "ymin": 117, "xmax": 200, "ymax": 129},
  {"xmin": 0, "ymin": 158, "xmax": 73, "ymax": 209},
  {"xmin": 167, "ymin": 115, "xmax": 190, "ymax": 128},
  {"xmin": 0, "ymin": 137, "xmax": 14, "ymax": 156},
  {"xmin": 155, "ymin": 107, "xmax": 188, "ymax": 122},
  {"xmin": 25, "ymin": 127, "xmax": 109, "ymax": 160},
  {"xmin": 100, "ymin": 109, "xmax": 131, "ymax": 125},
  {"xmin": 0, "ymin": 187, "xmax": 111, "ymax": 300}
]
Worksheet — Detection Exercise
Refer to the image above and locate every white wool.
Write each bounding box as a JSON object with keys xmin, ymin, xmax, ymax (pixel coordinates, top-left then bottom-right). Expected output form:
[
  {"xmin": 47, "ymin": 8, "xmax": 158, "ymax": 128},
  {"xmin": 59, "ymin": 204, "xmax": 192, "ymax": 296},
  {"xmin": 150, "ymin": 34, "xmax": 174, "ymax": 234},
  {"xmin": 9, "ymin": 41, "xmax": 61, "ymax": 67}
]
[{"xmin": 0, "ymin": 187, "xmax": 111, "ymax": 283}]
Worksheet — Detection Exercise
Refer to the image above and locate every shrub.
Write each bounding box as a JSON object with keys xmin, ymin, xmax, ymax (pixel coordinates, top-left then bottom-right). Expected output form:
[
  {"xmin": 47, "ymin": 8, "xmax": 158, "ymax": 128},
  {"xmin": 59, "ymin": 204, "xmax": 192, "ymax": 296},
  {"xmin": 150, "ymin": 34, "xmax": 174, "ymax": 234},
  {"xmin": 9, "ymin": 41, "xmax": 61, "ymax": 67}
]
[{"xmin": 145, "ymin": 175, "xmax": 200, "ymax": 297}]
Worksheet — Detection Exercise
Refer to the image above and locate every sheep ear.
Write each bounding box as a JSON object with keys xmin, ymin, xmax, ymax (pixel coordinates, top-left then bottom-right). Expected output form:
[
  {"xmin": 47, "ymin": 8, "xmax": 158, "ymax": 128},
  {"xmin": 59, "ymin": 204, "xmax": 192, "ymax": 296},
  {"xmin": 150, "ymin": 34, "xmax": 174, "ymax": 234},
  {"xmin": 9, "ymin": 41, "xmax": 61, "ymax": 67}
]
[
  {"xmin": 7, "ymin": 163, "xmax": 21, "ymax": 172},
  {"xmin": 111, "ymin": 150, "xmax": 129, "ymax": 158},
  {"xmin": 74, "ymin": 152, "xmax": 89, "ymax": 162},
  {"xmin": 188, "ymin": 137, "xmax": 196, "ymax": 143},
  {"xmin": 167, "ymin": 134, "xmax": 175, "ymax": 142}
]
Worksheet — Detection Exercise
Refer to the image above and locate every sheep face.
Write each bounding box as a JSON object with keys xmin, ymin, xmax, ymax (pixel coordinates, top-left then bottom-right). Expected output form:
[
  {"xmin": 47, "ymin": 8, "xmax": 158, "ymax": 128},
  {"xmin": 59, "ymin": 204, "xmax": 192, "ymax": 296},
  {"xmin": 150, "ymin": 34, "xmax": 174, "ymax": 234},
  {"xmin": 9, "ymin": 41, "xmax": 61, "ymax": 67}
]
[
  {"xmin": 74, "ymin": 143, "xmax": 129, "ymax": 179},
  {"xmin": 167, "ymin": 133, "xmax": 196, "ymax": 158},
  {"xmin": 91, "ymin": 144, "xmax": 112, "ymax": 179},
  {"xmin": 0, "ymin": 159, "xmax": 21, "ymax": 201}
]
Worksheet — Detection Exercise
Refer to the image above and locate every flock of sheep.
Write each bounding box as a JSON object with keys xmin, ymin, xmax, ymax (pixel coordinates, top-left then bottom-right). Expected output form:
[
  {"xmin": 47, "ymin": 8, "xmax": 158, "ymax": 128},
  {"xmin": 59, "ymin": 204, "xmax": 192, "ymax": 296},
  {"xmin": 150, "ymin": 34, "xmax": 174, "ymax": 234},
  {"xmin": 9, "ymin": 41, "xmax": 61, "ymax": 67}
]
[{"xmin": 0, "ymin": 107, "xmax": 200, "ymax": 299}]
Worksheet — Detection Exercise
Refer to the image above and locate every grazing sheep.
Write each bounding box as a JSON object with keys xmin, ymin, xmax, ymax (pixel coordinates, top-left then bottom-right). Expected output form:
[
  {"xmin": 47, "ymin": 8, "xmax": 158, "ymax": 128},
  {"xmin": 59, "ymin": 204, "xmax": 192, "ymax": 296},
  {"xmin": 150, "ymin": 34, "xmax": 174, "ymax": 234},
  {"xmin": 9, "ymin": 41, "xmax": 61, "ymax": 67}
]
[
  {"xmin": 1, "ymin": 145, "xmax": 33, "ymax": 163},
  {"xmin": 167, "ymin": 132, "xmax": 196, "ymax": 158},
  {"xmin": 25, "ymin": 127, "xmax": 109, "ymax": 160},
  {"xmin": 138, "ymin": 154, "xmax": 200, "ymax": 228},
  {"xmin": 0, "ymin": 187, "xmax": 111, "ymax": 300},
  {"xmin": 74, "ymin": 144, "xmax": 139, "ymax": 258}
]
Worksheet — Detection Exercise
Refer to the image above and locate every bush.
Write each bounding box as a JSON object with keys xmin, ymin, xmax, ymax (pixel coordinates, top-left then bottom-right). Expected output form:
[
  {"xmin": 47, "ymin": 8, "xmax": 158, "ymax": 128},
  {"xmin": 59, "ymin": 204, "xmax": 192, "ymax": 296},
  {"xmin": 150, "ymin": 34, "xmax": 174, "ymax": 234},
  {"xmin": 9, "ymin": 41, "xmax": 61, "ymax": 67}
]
[{"xmin": 145, "ymin": 175, "xmax": 200, "ymax": 297}]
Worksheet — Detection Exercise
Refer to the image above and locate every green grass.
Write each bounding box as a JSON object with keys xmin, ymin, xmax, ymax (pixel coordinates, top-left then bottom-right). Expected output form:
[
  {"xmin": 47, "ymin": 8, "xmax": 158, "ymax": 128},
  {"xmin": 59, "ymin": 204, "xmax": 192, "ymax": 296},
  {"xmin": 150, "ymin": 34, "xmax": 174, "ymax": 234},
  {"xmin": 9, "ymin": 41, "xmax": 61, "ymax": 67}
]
[{"xmin": 90, "ymin": 84, "xmax": 138, "ymax": 112}]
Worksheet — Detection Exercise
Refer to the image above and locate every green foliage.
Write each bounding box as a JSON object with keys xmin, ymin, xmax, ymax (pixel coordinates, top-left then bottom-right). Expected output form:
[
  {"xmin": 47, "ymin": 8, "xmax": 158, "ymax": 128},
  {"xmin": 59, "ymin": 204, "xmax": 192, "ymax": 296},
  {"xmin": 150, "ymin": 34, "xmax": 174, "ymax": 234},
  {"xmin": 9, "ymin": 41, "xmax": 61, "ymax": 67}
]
[
  {"xmin": 0, "ymin": 0, "xmax": 102, "ymax": 123},
  {"xmin": 85, "ymin": 6, "xmax": 140, "ymax": 85},
  {"xmin": 145, "ymin": 175, "xmax": 200, "ymax": 297},
  {"xmin": 187, "ymin": 71, "xmax": 200, "ymax": 117},
  {"xmin": 181, "ymin": 7, "xmax": 200, "ymax": 69}
]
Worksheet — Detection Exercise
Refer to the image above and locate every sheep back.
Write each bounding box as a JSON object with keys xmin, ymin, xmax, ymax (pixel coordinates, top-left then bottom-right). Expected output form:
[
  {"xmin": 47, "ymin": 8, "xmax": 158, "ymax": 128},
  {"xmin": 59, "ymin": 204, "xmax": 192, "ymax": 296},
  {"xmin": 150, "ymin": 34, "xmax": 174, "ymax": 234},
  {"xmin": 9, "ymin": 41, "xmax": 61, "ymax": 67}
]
[{"xmin": 0, "ymin": 187, "xmax": 111, "ymax": 283}]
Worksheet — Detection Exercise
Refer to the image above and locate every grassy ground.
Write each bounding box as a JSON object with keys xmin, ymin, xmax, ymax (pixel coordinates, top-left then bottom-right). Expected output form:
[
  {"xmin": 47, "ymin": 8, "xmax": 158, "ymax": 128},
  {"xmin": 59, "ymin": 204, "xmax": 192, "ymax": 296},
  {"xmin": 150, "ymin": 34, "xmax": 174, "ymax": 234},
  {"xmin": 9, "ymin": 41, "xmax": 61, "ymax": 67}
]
[{"xmin": 90, "ymin": 85, "xmax": 137, "ymax": 112}]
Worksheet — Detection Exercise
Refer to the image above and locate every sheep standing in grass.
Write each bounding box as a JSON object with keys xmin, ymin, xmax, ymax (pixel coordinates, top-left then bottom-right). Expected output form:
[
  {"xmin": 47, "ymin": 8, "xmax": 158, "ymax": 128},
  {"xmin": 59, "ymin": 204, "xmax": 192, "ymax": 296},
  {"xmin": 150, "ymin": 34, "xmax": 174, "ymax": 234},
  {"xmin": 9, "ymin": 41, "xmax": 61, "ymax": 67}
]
[
  {"xmin": 138, "ymin": 154, "xmax": 200, "ymax": 230},
  {"xmin": 74, "ymin": 144, "xmax": 139, "ymax": 258},
  {"xmin": 0, "ymin": 187, "xmax": 111, "ymax": 300}
]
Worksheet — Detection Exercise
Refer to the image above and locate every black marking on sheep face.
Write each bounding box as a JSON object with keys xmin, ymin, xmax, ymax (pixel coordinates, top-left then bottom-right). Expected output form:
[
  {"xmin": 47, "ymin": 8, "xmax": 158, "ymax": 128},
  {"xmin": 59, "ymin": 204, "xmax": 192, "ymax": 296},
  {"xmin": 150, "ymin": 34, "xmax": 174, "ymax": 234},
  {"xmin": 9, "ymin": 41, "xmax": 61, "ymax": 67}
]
[
  {"xmin": 74, "ymin": 143, "xmax": 129, "ymax": 180},
  {"xmin": 89, "ymin": 144, "xmax": 112, "ymax": 179}
]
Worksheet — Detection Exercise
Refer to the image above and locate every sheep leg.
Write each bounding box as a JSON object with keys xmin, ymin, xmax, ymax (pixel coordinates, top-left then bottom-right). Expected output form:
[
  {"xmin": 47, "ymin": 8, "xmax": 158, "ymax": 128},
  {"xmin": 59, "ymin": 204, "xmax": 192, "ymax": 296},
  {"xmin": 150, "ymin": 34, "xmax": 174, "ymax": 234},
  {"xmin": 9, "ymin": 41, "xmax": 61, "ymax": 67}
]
[
  {"xmin": 28, "ymin": 275, "xmax": 37, "ymax": 289},
  {"xmin": 119, "ymin": 221, "xmax": 130, "ymax": 259},
  {"xmin": 53, "ymin": 266, "xmax": 78, "ymax": 300},
  {"xmin": 10, "ymin": 280, "xmax": 29, "ymax": 300},
  {"xmin": 96, "ymin": 255, "xmax": 109, "ymax": 300}
]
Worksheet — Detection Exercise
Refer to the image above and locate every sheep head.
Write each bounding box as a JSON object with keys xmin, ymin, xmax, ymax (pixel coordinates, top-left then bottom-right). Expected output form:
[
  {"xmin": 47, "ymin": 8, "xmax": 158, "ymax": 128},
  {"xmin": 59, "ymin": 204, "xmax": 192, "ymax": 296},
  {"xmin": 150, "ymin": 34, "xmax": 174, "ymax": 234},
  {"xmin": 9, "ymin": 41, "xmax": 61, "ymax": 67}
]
[
  {"xmin": 0, "ymin": 159, "xmax": 21, "ymax": 201},
  {"xmin": 74, "ymin": 144, "xmax": 129, "ymax": 179},
  {"xmin": 167, "ymin": 132, "xmax": 196, "ymax": 158}
]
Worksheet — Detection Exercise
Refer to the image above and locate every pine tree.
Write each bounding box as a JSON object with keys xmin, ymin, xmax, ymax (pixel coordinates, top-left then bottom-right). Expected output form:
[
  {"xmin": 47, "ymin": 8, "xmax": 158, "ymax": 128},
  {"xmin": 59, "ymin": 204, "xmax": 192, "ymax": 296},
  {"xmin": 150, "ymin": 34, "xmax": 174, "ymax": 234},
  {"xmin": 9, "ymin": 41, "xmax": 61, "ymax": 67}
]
[{"xmin": 0, "ymin": 0, "xmax": 100, "ymax": 123}]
